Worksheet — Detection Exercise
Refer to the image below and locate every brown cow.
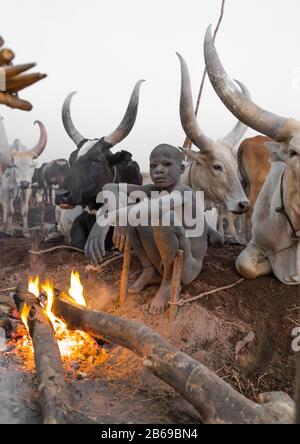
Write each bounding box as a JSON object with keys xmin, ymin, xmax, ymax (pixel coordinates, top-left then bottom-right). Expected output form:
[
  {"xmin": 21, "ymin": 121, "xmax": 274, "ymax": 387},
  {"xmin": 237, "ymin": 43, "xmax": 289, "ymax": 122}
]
[{"xmin": 237, "ymin": 135, "xmax": 272, "ymax": 241}]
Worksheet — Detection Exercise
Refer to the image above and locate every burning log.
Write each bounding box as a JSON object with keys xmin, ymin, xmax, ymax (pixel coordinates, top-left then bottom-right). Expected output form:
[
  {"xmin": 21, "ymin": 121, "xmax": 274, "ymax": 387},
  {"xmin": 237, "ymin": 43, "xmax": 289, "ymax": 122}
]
[
  {"xmin": 0, "ymin": 91, "xmax": 32, "ymax": 111},
  {"xmin": 5, "ymin": 72, "xmax": 47, "ymax": 93},
  {"xmin": 13, "ymin": 285, "xmax": 94, "ymax": 424},
  {"xmin": 0, "ymin": 48, "xmax": 15, "ymax": 65},
  {"xmin": 52, "ymin": 292, "xmax": 294, "ymax": 424}
]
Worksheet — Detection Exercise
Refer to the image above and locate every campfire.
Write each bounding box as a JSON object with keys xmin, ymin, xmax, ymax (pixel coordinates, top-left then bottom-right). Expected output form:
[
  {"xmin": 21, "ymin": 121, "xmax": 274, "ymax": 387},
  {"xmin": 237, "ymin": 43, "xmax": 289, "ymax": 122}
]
[{"xmin": 17, "ymin": 271, "xmax": 107, "ymax": 365}]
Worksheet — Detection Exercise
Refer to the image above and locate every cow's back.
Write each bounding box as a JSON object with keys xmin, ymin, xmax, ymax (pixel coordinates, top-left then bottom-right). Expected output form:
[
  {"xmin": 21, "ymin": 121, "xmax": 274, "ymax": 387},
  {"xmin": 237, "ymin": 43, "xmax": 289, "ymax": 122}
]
[{"xmin": 237, "ymin": 135, "xmax": 272, "ymax": 207}]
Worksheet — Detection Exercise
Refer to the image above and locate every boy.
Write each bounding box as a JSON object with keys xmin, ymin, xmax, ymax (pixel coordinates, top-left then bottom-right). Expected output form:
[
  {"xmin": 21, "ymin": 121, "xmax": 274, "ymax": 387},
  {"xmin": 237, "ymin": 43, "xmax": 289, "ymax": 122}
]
[{"xmin": 85, "ymin": 144, "xmax": 217, "ymax": 314}]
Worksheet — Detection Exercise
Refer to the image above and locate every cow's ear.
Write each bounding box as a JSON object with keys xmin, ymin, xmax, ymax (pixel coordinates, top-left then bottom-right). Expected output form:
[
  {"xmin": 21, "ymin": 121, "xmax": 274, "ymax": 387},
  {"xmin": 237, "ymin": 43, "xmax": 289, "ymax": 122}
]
[
  {"xmin": 109, "ymin": 150, "xmax": 132, "ymax": 166},
  {"xmin": 264, "ymin": 141, "xmax": 288, "ymax": 161}
]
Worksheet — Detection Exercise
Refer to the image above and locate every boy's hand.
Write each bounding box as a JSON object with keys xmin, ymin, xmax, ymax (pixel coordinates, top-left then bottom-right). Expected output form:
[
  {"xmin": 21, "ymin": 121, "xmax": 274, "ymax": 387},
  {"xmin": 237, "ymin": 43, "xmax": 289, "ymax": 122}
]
[
  {"xmin": 84, "ymin": 223, "xmax": 109, "ymax": 263},
  {"xmin": 113, "ymin": 226, "xmax": 131, "ymax": 251}
]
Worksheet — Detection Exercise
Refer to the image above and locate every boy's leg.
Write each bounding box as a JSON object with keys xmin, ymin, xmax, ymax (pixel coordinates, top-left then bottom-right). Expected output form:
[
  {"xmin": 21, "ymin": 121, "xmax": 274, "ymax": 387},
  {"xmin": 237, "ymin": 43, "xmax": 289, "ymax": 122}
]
[
  {"xmin": 150, "ymin": 222, "xmax": 206, "ymax": 314},
  {"xmin": 128, "ymin": 226, "xmax": 162, "ymax": 294}
]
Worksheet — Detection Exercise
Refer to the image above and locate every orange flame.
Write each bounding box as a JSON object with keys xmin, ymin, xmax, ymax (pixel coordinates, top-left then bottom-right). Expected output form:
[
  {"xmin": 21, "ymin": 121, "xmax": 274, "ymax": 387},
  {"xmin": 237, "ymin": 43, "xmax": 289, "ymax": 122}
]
[
  {"xmin": 68, "ymin": 271, "xmax": 86, "ymax": 306},
  {"xmin": 28, "ymin": 276, "xmax": 39, "ymax": 298},
  {"xmin": 41, "ymin": 280, "xmax": 66, "ymax": 335},
  {"xmin": 20, "ymin": 302, "xmax": 31, "ymax": 332}
]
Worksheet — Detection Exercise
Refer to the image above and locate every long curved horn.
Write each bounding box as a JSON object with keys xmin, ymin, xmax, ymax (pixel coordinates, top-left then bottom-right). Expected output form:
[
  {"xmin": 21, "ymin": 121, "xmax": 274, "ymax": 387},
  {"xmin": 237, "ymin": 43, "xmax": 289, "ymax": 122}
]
[
  {"xmin": 204, "ymin": 25, "xmax": 299, "ymax": 141},
  {"xmin": 223, "ymin": 80, "xmax": 250, "ymax": 148},
  {"xmin": 104, "ymin": 79, "xmax": 145, "ymax": 146},
  {"xmin": 177, "ymin": 52, "xmax": 214, "ymax": 152},
  {"xmin": 29, "ymin": 120, "xmax": 47, "ymax": 158},
  {"xmin": 62, "ymin": 92, "xmax": 86, "ymax": 147}
]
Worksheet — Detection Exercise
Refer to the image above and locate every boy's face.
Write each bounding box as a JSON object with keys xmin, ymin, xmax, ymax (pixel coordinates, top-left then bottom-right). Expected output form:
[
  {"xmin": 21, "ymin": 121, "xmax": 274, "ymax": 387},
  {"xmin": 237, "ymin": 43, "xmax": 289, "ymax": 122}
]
[{"xmin": 149, "ymin": 147, "xmax": 184, "ymax": 190}]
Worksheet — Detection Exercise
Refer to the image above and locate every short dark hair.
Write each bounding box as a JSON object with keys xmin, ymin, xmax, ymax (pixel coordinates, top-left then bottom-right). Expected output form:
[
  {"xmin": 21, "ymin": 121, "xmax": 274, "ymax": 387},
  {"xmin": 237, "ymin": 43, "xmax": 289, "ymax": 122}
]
[{"xmin": 150, "ymin": 144, "xmax": 183, "ymax": 165}]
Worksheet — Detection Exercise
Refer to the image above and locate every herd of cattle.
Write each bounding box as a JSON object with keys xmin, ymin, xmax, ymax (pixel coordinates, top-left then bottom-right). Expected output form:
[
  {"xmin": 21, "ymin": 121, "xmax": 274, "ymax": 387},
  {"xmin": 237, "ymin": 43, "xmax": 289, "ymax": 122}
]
[{"xmin": 0, "ymin": 26, "xmax": 298, "ymax": 286}]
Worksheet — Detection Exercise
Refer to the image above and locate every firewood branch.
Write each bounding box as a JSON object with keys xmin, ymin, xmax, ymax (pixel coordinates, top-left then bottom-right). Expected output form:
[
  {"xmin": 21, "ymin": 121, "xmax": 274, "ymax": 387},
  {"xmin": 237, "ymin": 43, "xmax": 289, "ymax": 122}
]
[
  {"xmin": 13, "ymin": 285, "xmax": 94, "ymax": 424},
  {"xmin": 52, "ymin": 292, "xmax": 293, "ymax": 424}
]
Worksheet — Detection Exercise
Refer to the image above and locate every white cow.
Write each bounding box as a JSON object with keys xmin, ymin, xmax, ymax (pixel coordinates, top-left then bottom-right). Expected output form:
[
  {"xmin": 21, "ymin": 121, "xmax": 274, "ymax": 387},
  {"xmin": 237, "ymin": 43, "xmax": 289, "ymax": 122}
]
[
  {"xmin": 177, "ymin": 53, "xmax": 249, "ymax": 223},
  {"xmin": 204, "ymin": 25, "xmax": 300, "ymax": 284},
  {"xmin": 0, "ymin": 121, "xmax": 47, "ymax": 237}
]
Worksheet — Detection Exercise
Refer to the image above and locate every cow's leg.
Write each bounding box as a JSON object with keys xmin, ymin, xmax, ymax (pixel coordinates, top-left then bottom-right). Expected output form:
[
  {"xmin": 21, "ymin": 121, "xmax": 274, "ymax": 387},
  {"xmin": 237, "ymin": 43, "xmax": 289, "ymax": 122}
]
[
  {"xmin": 217, "ymin": 208, "xmax": 225, "ymax": 240},
  {"xmin": 5, "ymin": 198, "xmax": 14, "ymax": 236},
  {"xmin": 129, "ymin": 212, "xmax": 207, "ymax": 314},
  {"xmin": 20, "ymin": 189, "xmax": 31, "ymax": 237},
  {"xmin": 235, "ymin": 242, "xmax": 272, "ymax": 279},
  {"xmin": 227, "ymin": 212, "xmax": 241, "ymax": 244}
]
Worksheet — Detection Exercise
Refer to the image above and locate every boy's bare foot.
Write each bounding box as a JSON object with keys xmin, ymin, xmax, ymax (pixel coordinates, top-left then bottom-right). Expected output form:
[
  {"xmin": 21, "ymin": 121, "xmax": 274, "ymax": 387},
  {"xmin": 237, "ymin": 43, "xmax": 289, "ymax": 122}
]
[
  {"xmin": 148, "ymin": 284, "xmax": 171, "ymax": 314},
  {"xmin": 128, "ymin": 266, "xmax": 161, "ymax": 294}
]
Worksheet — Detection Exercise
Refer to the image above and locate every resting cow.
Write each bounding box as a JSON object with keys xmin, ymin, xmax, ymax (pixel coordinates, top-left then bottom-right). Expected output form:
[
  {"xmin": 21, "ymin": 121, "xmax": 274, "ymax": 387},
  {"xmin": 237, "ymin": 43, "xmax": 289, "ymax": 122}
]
[
  {"xmin": 55, "ymin": 81, "xmax": 144, "ymax": 251},
  {"xmin": 0, "ymin": 121, "xmax": 47, "ymax": 237},
  {"xmin": 176, "ymin": 54, "xmax": 249, "ymax": 230},
  {"xmin": 205, "ymin": 24, "xmax": 300, "ymax": 285}
]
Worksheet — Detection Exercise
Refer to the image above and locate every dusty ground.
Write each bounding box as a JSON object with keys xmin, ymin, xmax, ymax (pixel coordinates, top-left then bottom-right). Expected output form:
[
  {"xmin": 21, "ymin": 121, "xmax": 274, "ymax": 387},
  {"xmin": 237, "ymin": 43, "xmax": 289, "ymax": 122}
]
[{"xmin": 0, "ymin": 205, "xmax": 299, "ymax": 424}]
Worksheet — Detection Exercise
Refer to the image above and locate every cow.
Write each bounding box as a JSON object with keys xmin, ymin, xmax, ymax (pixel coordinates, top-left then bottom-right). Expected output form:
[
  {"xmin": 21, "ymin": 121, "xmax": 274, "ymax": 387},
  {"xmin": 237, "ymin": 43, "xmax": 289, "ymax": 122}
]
[
  {"xmin": 55, "ymin": 80, "xmax": 144, "ymax": 250},
  {"xmin": 31, "ymin": 158, "xmax": 70, "ymax": 206},
  {"xmin": 175, "ymin": 54, "xmax": 250, "ymax": 247},
  {"xmin": 0, "ymin": 121, "xmax": 47, "ymax": 237},
  {"xmin": 204, "ymin": 24, "xmax": 300, "ymax": 285},
  {"xmin": 237, "ymin": 135, "xmax": 272, "ymax": 241}
]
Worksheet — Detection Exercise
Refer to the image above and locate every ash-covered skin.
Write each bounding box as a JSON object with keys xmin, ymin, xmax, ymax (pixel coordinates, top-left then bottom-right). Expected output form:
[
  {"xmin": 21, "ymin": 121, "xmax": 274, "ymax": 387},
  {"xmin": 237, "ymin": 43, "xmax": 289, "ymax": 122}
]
[{"xmin": 85, "ymin": 144, "xmax": 222, "ymax": 314}]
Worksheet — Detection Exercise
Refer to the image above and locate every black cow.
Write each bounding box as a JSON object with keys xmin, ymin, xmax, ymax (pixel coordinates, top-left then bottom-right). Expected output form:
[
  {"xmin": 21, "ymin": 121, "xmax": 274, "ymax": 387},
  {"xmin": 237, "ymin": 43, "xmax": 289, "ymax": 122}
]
[
  {"xmin": 32, "ymin": 158, "xmax": 70, "ymax": 206},
  {"xmin": 56, "ymin": 80, "xmax": 144, "ymax": 250}
]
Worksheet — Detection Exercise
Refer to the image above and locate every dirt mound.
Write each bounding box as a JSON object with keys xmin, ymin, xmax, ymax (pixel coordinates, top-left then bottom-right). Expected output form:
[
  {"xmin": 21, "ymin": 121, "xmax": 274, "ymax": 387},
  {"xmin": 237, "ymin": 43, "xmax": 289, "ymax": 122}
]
[{"xmin": 0, "ymin": 232, "xmax": 298, "ymax": 423}]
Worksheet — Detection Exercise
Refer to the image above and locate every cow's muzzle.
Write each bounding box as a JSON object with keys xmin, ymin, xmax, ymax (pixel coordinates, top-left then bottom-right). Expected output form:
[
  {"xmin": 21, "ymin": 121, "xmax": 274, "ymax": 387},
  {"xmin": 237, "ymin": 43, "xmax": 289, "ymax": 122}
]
[
  {"xmin": 55, "ymin": 189, "xmax": 74, "ymax": 209},
  {"xmin": 20, "ymin": 181, "xmax": 31, "ymax": 190}
]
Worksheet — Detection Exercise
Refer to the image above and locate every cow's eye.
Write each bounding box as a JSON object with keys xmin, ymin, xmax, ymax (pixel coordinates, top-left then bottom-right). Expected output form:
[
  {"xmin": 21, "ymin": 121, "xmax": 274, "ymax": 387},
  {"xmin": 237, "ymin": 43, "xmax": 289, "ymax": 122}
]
[
  {"xmin": 213, "ymin": 164, "xmax": 223, "ymax": 172},
  {"xmin": 289, "ymin": 149, "xmax": 297, "ymax": 158}
]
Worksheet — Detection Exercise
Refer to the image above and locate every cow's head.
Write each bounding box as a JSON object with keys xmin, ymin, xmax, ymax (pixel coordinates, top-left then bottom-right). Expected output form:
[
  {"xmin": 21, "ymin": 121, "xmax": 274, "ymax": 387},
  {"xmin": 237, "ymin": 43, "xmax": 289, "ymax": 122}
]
[
  {"xmin": 177, "ymin": 53, "xmax": 249, "ymax": 214},
  {"xmin": 204, "ymin": 24, "xmax": 300, "ymax": 232},
  {"xmin": 46, "ymin": 159, "xmax": 70, "ymax": 187},
  {"xmin": 10, "ymin": 121, "xmax": 47, "ymax": 190},
  {"xmin": 56, "ymin": 80, "xmax": 144, "ymax": 208}
]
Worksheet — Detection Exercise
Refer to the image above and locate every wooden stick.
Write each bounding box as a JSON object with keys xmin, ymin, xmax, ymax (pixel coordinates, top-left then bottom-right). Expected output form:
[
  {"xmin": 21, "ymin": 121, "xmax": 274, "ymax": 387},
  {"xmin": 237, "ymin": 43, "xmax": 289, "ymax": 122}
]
[
  {"xmin": 13, "ymin": 286, "xmax": 95, "ymax": 424},
  {"xmin": 13, "ymin": 287, "xmax": 72, "ymax": 424},
  {"xmin": 0, "ymin": 91, "xmax": 32, "ymax": 110},
  {"xmin": 119, "ymin": 235, "xmax": 132, "ymax": 304},
  {"xmin": 52, "ymin": 293, "xmax": 294, "ymax": 424},
  {"xmin": 30, "ymin": 228, "xmax": 40, "ymax": 272},
  {"xmin": 169, "ymin": 249, "xmax": 183, "ymax": 320},
  {"xmin": 6, "ymin": 72, "xmax": 47, "ymax": 93},
  {"xmin": 182, "ymin": 0, "xmax": 226, "ymax": 152},
  {"xmin": 177, "ymin": 278, "xmax": 245, "ymax": 306},
  {"xmin": 0, "ymin": 48, "xmax": 15, "ymax": 65}
]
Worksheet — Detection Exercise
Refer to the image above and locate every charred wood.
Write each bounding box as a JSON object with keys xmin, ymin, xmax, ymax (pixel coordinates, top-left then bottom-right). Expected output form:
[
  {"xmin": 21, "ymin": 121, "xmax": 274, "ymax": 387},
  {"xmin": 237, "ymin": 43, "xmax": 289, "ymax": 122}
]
[
  {"xmin": 13, "ymin": 285, "xmax": 94, "ymax": 424},
  {"xmin": 53, "ymin": 292, "xmax": 294, "ymax": 424}
]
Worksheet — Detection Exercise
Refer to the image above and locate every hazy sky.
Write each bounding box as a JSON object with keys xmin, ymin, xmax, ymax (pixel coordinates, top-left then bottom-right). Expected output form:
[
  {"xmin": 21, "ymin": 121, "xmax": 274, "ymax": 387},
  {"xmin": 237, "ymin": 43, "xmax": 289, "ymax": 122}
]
[{"xmin": 1, "ymin": 0, "xmax": 300, "ymax": 170}]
